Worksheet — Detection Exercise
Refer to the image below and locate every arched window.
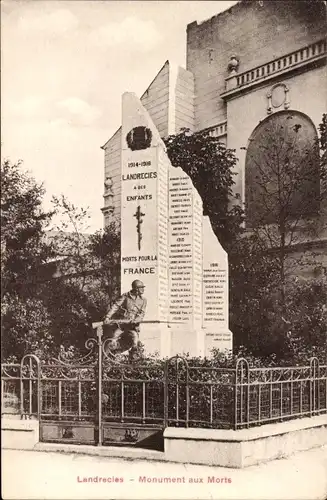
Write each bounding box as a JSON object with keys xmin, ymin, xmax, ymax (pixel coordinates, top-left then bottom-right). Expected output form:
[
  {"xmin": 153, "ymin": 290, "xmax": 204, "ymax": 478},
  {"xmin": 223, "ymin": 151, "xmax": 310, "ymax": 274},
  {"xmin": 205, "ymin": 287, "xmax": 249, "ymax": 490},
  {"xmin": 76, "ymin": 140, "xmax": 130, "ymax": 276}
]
[{"xmin": 245, "ymin": 111, "xmax": 320, "ymax": 228}]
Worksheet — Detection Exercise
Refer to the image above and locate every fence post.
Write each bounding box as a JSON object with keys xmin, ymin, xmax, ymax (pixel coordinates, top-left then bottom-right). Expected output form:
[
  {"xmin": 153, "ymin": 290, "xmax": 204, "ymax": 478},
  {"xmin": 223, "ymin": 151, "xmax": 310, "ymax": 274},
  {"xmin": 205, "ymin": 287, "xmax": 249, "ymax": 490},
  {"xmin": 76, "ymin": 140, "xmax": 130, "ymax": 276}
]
[
  {"xmin": 235, "ymin": 358, "xmax": 250, "ymax": 429},
  {"xmin": 20, "ymin": 362, "xmax": 24, "ymax": 418},
  {"xmin": 164, "ymin": 360, "xmax": 168, "ymax": 428},
  {"xmin": 310, "ymin": 357, "xmax": 319, "ymax": 416},
  {"xmin": 234, "ymin": 361, "xmax": 238, "ymax": 430},
  {"xmin": 185, "ymin": 360, "xmax": 189, "ymax": 429},
  {"xmin": 20, "ymin": 354, "xmax": 41, "ymax": 420},
  {"xmin": 93, "ymin": 324, "xmax": 103, "ymax": 446},
  {"xmin": 36, "ymin": 357, "xmax": 41, "ymax": 421}
]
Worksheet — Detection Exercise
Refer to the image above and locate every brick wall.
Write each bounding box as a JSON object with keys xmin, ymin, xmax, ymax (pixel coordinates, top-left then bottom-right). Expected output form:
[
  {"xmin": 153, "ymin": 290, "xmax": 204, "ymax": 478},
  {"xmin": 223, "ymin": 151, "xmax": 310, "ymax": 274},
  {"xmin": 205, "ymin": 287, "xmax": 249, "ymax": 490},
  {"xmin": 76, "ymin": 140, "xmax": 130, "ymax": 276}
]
[{"xmin": 187, "ymin": 0, "xmax": 326, "ymax": 131}]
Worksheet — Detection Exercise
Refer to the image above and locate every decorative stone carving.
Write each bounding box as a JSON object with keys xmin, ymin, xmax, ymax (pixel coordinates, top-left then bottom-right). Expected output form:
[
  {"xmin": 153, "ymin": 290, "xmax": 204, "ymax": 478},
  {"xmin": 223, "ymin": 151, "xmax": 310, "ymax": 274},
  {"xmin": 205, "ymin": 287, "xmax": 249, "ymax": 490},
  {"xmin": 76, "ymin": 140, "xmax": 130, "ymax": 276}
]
[
  {"xmin": 126, "ymin": 126, "xmax": 152, "ymax": 151},
  {"xmin": 62, "ymin": 426, "xmax": 74, "ymax": 439},
  {"xmin": 102, "ymin": 206, "xmax": 114, "ymax": 226},
  {"xmin": 104, "ymin": 176, "xmax": 114, "ymax": 195},
  {"xmin": 227, "ymin": 55, "xmax": 239, "ymax": 74},
  {"xmin": 226, "ymin": 56, "xmax": 240, "ymax": 91},
  {"xmin": 267, "ymin": 83, "xmax": 290, "ymax": 114},
  {"xmin": 124, "ymin": 428, "xmax": 139, "ymax": 442},
  {"xmin": 104, "ymin": 176, "xmax": 114, "ymax": 213},
  {"xmin": 103, "ymin": 206, "xmax": 114, "ymax": 216}
]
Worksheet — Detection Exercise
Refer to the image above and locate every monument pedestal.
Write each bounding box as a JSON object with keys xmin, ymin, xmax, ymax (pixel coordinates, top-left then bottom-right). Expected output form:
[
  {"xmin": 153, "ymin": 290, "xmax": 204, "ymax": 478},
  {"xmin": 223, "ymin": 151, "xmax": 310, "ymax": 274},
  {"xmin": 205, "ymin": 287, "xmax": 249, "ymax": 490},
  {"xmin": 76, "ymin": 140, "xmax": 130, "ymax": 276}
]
[
  {"xmin": 170, "ymin": 326, "xmax": 205, "ymax": 358},
  {"xmin": 139, "ymin": 324, "xmax": 207, "ymax": 358},
  {"xmin": 140, "ymin": 324, "xmax": 233, "ymax": 359},
  {"xmin": 138, "ymin": 323, "xmax": 171, "ymax": 358},
  {"xmin": 205, "ymin": 329, "xmax": 233, "ymax": 356}
]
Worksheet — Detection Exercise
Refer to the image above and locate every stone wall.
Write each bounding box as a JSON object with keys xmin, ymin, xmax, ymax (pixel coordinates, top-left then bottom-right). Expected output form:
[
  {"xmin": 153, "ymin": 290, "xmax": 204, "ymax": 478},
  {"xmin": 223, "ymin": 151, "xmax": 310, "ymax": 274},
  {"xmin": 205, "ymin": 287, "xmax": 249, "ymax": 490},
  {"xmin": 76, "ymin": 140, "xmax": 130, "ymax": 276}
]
[
  {"xmin": 186, "ymin": 0, "xmax": 326, "ymax": 131},
  {"xmin": 141, "ymin": 61, "xmax": 170, "ymax": 138},
  {"xmin": 103, "ymin": 128, "xmax": 122, "ymax": 224},
  {"xmin": 227, "ymin": 65, "xmax": 326, "ymax": 201},
  {"xmin": 174, "ymin": 67, "xmax": 195, "ymax": 134},
  {"xmin": 164, "ymin": 414, "xmax": 327, "ymax": 468}
]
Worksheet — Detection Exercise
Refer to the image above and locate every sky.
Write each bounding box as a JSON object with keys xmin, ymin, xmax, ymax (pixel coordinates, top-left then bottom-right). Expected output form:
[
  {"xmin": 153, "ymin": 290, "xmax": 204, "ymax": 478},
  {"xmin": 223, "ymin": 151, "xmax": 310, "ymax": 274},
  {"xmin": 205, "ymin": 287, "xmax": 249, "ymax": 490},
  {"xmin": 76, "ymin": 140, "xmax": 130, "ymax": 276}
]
[{"xmin": 1, "ymin": 0, "xmax": 237, "ymax": 232}]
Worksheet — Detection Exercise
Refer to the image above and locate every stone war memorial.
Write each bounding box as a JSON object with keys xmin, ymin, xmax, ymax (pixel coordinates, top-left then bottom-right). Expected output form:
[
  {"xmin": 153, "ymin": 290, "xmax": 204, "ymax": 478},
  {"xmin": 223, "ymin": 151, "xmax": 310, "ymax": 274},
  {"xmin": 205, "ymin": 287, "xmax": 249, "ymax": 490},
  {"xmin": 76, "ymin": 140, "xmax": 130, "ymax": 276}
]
[
  {"xmin": 2, "ymin": 1, "xmax": 327, "ymax": 479},
  {"xmin": 120, "ymin": 92, "xmax": 232, "ymax": 358}
]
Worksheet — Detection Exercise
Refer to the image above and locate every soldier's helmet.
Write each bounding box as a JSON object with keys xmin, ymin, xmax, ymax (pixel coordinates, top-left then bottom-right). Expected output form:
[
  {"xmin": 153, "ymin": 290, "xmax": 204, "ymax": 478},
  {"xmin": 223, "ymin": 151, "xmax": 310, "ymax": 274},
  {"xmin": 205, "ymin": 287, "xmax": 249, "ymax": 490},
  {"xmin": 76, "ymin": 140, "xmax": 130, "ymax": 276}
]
[{"xmin": 131, "ymin": 280, "xmax": 145, "ymax": 290}]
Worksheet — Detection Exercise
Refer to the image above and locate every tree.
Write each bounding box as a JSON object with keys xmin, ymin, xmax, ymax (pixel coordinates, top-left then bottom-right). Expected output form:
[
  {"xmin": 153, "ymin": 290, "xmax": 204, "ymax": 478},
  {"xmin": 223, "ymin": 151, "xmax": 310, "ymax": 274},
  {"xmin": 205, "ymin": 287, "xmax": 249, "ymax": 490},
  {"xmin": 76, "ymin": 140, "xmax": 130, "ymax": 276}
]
[
  {"xmin": 229, "ymin": 234, "xmax": 327, "ymax": 362},
  {"xmin": 164, "ymin": 129, "xmax": 282, "ymax": 356},
  {"xmin": 1, "ymin": 160, "xmax": 55, "ymax": 298},
  {"xmin": 42, "ymin": 197, "xmax": 120, "ymax": 351},
  {"xmin": 244, "ymin": 112, "xmax": 327, "ymax": 302},
  {"xmin": 1, "ymin": 295, "xmax": 54, "ymax": 361},
  {"xmin": 163, "ymin": 129, "xmax": 275, "ymax": 356},
  {"xmin": 284, "ymin": 276, "xmax": 327, "ymax": 362},
  {"xmin": 164, "ymin": 120, "xmax": 327, "ymax": 362},
  {"xmin": 88, "ymin": 222, "xmax": 120, "ymax": 316},
  {"xmin": 50, "ymin": 194, "xmax": 92, "ymax": 290},
  {"xmin": 164, "ymin": 128, "xmax": 244, "ymax": 249},
  {"xmin": 1, "ymin": 160, "xmax": 55, "ymax": 360},
  {"xmin": 1, "ymin": 161, "xmax": 121, "ymax": 360},
  {"xmin": 230, "ymin": 113, "xmax": 327, "ymax": 357},
  {"xmin": 228, "ymin": 233, "xmax": 283, "ymax": 357},
  {"xmin": 319, "ymin": 113, "xmax": 327, "ymax": 172}
]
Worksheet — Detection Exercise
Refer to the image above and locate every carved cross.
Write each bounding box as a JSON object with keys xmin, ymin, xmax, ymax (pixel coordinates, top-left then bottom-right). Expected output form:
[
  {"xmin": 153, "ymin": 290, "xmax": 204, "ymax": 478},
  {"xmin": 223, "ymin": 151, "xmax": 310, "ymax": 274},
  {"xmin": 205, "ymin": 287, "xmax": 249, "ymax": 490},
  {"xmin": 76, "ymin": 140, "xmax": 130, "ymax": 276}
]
[{"xmin": 133, "ymin": 205, "xmax": 145, "ymax": 251}]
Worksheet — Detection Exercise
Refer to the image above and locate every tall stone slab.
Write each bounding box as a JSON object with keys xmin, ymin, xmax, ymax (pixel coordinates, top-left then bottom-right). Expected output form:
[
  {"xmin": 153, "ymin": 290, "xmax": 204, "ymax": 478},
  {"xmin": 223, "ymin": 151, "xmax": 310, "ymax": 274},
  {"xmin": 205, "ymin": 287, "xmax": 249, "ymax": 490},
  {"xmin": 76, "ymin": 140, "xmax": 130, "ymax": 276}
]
[
  {"xmin": 121, "ymin": 93, "xmax": 170, "ymax": 355},
  {"xmin": 168, "ymin": 167, "xmax": 205, "ymax": 356},
  {"xmin": 202, "ymin": 217, "xmax": 233, "ymax": 354}
]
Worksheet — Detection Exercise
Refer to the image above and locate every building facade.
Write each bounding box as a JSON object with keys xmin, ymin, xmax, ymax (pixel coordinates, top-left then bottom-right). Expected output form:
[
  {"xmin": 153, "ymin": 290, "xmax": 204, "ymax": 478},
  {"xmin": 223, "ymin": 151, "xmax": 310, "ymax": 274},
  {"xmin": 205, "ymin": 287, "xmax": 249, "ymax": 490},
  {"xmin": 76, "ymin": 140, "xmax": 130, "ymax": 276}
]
[{"xmin": 102, "ymin": 0, "xmax": 327, "ymax": 272}]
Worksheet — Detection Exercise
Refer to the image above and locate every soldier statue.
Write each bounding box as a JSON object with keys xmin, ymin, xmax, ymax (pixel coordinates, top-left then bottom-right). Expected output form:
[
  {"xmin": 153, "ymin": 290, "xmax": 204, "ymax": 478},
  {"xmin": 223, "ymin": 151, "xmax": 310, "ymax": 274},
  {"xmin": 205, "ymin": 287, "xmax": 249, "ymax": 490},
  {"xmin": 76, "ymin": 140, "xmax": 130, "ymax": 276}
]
[{"xmin": 103, "ymin": 280, "xmax": 147, "ymax": 360}]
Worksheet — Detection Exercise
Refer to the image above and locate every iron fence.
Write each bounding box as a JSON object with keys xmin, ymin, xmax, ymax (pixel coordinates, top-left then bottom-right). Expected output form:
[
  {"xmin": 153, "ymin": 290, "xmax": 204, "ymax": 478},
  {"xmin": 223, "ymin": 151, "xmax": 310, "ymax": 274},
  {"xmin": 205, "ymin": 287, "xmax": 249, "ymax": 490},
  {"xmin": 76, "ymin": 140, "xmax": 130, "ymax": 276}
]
[
  {"xmin": 235, "ymin": 358, "xmax": 327, "ymax": 428},
  {"xmin": 1, "ymin": 327, "xmax": 326, "ymax": 441}
]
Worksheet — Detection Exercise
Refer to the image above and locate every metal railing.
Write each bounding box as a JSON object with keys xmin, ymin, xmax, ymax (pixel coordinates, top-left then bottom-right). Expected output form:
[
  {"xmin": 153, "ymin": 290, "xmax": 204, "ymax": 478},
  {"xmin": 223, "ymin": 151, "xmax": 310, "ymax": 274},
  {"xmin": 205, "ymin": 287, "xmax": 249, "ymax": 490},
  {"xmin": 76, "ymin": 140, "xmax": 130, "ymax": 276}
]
[
  {"xmin": 2, "ymin": 330, "xmax": 326, "ymax": 438},
  {"xmin": 235, "ymin": 358, "xmax": 327, "ymax": 428},
  {"xmin": 1, "ymin": 356, "xmax": 41, "ymax": 420}
]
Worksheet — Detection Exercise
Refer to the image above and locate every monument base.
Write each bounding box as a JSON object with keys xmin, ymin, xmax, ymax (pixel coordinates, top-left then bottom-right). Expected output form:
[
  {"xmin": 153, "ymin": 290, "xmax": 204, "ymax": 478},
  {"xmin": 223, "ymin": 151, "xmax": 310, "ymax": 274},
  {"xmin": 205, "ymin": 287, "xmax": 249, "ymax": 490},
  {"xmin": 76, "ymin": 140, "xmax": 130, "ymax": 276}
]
[
  {"xmin": 138, "ymin": 322, "xmax": 171, "ymax": 358},
  {"xmin": 139, "ymin": 324, "xmax": 233, "ymax": 358},
  {"xmin": 170, "ymin": 326, "xmax": 205, "ymax": 357},
  {"xmin": 139, "ymin": 323, "xmax": 209, "ymax": 358},
  {"xmin": 205, "ymin": 329, "xmax": 233, "ymax": 357}
]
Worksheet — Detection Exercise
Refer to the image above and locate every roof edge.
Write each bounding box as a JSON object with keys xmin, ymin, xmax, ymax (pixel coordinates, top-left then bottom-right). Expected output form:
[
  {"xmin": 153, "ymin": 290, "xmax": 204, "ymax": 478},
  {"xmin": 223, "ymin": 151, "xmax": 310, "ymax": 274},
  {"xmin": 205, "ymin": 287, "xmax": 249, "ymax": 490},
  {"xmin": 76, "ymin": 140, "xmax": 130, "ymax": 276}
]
[
  {"xmin": 140, "ymin": 60, "xmax": 170, "ymax": 100},
  {"xmin": 187, "ymin": 1, "xmax": 242, "ymax": 30},
  {"xmin": 101, "ymin": 126, "xmax": 122, "ymax": 150}
]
